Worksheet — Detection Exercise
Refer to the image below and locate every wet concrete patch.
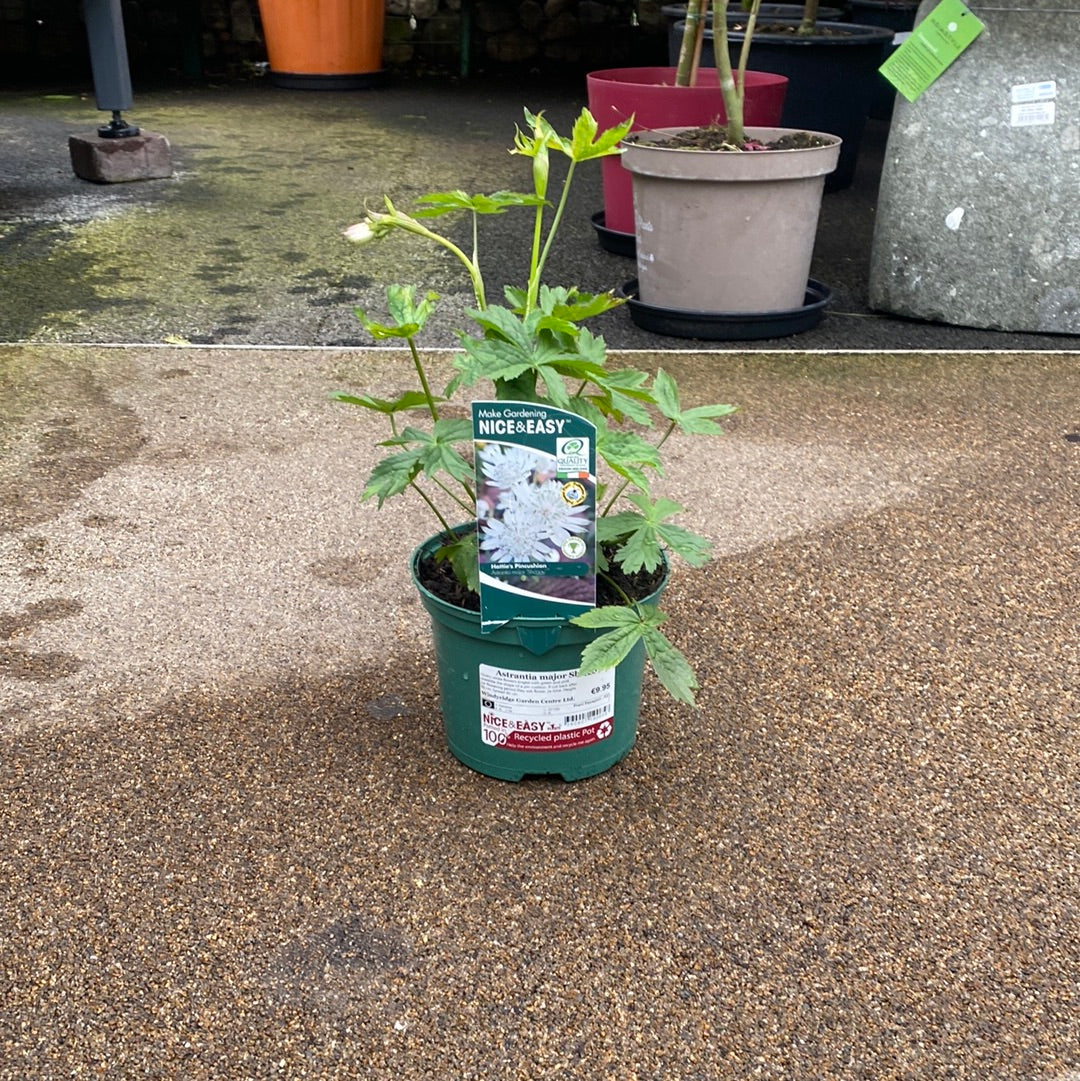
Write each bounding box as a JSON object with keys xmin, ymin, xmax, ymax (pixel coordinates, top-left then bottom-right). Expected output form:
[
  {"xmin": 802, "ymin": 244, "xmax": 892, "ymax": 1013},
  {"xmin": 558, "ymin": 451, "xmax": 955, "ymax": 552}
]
[
  {"xmin": 268, "ymin": 913, "xmax": 416, "ymax": 1015},
  {"xmin": 0, "ymin": 346, "xmax": 144, "ymax": 531}
]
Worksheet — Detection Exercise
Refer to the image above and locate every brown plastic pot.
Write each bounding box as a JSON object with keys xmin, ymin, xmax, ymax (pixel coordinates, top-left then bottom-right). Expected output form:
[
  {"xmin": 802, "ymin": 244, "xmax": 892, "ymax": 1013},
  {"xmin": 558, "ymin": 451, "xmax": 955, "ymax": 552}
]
[
  {"xmin": 258, "ymin": 0, "xmax": 385, "ymax": 88},
  {"xmin": 622, "ymin": 126, "xmax": 841, "ymax": 314}
]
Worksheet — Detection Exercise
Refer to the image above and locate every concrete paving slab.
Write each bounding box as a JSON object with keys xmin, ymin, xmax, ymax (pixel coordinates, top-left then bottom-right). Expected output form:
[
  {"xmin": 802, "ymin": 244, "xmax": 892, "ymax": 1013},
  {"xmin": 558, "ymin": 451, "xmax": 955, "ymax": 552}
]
[
  {"xmin": 3, "ymin": 77, "xmax": 1080, "ymax": 351},
  {"xmin": 1, "ymin": 343, "xmax": 1077, "ymax": 1077}
]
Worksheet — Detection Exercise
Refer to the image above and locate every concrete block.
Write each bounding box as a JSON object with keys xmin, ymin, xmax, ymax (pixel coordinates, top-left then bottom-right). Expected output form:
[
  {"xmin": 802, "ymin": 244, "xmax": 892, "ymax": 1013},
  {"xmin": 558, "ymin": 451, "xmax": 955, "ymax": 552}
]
[
  {"xmin": 870, "ymin": 0, "xmax": 1080, "ymax": 334},
  {"xmin": 68, "ymin": 130, "xmax": 173, "ymax": 184}
]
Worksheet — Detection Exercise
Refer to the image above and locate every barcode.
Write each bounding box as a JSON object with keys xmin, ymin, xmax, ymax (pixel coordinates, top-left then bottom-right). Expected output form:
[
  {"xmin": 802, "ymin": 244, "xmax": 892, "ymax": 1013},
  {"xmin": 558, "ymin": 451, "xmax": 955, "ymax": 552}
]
[{"xmin": 563, "ymin": 706, "xmax": 608, "ymax": 725}]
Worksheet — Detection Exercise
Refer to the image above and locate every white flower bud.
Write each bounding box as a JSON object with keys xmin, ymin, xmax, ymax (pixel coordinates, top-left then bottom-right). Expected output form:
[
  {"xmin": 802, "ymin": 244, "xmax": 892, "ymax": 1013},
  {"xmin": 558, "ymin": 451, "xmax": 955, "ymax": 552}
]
[{"xmin": 344, "ymin": 220, "xmax": 377, "ymax": 245}]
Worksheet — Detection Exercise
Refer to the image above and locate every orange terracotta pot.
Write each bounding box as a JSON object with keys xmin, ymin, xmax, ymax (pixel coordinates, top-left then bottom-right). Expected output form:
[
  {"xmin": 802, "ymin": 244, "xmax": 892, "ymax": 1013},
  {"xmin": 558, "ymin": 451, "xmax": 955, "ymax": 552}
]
[{"xmin": 258, "ymin": 0, "xmax": 385, "ymax": 88}]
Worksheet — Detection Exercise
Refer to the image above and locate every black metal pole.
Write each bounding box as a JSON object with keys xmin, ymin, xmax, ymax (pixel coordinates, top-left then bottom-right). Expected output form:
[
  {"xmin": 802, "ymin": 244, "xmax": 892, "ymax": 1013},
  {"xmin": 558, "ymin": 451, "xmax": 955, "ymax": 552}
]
[{"xmin": 82, "ymin": 0, "xmax": 140, "ymax": 138}]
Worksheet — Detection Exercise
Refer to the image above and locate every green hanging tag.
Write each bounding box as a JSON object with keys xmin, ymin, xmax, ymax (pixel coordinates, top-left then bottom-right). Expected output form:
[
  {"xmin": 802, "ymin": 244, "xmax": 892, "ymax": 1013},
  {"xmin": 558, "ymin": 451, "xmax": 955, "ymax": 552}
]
[
  {"xmin": 472, "ymin": 401, "xmax": 597, "ymax": 633},
  {"xmin": 880, "ymin": 0, "xmax": 985, "ymax": 104}
]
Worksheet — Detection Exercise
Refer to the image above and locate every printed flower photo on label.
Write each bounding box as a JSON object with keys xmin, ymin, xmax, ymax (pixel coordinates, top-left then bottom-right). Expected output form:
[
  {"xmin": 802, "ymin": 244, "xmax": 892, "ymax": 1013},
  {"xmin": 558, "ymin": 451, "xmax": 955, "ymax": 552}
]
[{"xmin": 475, "ymin": 441, "xmax": 596, "ymax": 601}]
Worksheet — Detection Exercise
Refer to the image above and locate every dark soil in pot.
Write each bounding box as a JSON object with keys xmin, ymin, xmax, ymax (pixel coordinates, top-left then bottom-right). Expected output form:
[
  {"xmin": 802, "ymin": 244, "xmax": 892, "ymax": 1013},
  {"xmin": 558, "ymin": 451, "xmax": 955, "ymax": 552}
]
[
  {"xmin": 418, "ymin": 540, "xmax": 667, "ymax": 612},
  {"xmin": 641, "ymin": 125, "xmax": 835, "ymax": 151}
]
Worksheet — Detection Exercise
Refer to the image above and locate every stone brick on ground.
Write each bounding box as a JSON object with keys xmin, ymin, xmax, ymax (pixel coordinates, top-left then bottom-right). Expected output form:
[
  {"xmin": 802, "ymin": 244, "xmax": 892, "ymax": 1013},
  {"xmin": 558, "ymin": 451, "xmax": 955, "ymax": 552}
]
[{"xmin": 68, "ymin": 131, "xmax": 173, "ymax": 184}]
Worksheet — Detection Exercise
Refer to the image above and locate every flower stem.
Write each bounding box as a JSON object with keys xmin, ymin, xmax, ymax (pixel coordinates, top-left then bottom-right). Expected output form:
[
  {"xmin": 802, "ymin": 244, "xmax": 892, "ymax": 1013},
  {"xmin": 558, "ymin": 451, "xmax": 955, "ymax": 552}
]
[
  {"xmin": 407, "ymin": 335, "xmax": 440, "ymax": 423},
  {"xmin": 531, "ymin": 161, "xmax": 576, "ymax": 308},
  {"xmin": 409, "ymin": 479, "xmax": 453, "ymax": 534},
  {"xmin": 601, "ymin": 418, "xmax": 678, "ymax": 516}
]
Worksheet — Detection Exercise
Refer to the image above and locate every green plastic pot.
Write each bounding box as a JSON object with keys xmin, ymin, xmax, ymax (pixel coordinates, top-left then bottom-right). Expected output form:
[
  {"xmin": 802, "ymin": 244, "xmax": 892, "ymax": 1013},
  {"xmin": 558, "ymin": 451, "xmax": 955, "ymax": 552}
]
[{"xmin": 411, "ymin": 529, "xmax": 668, "ymax": 782}]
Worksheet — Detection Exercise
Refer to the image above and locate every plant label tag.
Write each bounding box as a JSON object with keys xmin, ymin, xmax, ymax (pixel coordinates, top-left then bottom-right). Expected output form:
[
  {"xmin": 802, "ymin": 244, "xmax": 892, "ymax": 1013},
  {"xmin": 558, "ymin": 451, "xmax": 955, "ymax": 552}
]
[
  {"xmin": 879, "ymin": 0, "xmax": 985, "ymax": 104},
  {"xmin": 473, "ymin": 400, "xmax": 597, "ymax": 633},
  {"xmin": 479, "ymin": 664, "xmax": 615, "ymax": 751}
]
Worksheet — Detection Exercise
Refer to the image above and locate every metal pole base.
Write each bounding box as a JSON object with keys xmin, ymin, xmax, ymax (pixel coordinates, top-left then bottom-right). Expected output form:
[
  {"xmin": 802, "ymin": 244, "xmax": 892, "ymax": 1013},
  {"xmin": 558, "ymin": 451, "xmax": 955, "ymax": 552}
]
[{"xmin": 98, "ymin": 111, "xmax": 140, "ymax": 139}]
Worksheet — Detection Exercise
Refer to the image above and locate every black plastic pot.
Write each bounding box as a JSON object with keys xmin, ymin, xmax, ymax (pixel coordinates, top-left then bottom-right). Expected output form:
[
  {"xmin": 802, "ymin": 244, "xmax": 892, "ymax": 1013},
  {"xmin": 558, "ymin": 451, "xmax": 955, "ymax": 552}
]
[
  {"xmin": 661, "ymin": 3, "xmax": 846, "ymax": 62},
  {"xmin": 846, "ymin": 0, "xmax": 920, "ymax": 119},
  {"xmin": 846, "ymin": 0, "xmax": 919, "ymax": 30},
  {"xmin": 678, "ymin": 19, "xmax": 896, "ymax": 191}
]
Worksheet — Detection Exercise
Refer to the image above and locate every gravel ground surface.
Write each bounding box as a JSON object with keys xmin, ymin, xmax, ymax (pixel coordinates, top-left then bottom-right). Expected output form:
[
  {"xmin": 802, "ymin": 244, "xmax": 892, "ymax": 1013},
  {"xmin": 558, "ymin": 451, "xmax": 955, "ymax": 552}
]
[{"xmin": 1, "ymin": 343, "xmax": 1078, "ymax": 1078}]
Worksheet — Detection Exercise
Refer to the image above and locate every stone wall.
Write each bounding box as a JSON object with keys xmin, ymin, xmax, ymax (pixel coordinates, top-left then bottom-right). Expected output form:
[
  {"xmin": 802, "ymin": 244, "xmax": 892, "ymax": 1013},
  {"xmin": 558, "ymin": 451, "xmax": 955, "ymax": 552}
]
[{"xmin": 0, "ymin": 0, "xmax": 666, "ymax": 84}]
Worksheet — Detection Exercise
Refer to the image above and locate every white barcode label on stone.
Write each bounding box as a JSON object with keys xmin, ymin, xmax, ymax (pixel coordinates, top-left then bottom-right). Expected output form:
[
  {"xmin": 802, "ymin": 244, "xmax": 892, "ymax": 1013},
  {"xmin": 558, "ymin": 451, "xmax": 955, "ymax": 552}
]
[{"xmin": 1011, "ymin": 101, "xmax": 1055, "ymax": 128}]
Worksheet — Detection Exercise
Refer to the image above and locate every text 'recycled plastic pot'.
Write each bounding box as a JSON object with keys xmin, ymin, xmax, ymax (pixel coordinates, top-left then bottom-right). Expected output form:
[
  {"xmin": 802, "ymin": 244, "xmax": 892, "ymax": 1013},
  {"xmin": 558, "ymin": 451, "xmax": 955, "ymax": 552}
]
[
  {"xmin": 257, "ymin": 0, "xmax": 385, "ymax": 89},
  {"xmin": 412, "ymin": 530, "xmax": 669, "ymax": 782}
]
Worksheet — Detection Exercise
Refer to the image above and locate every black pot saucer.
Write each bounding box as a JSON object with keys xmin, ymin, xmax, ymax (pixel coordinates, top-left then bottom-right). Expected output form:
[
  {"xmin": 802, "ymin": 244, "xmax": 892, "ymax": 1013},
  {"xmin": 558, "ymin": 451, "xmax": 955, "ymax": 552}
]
[
  {"xmin": 591, "ymin": 211, "xmax": 636, "ymax": 258},
  {"xmin": 618, "ymin": 279, "xmax": 832, "ymax": 340}
]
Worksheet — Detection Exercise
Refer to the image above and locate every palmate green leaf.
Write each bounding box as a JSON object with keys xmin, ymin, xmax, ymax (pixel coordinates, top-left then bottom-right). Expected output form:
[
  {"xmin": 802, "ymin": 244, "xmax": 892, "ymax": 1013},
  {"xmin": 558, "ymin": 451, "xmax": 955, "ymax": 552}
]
[
  {"xmin": 333, "ymin": 390, "xmax": 439, "ymax": 415},
  {"xmin": 520, "ymin": 108, "xmax": 572, "ymax": 157},
  {"xmin": 362, "ymin": 449, "xmax": 423, "ymax": 506},
  {"xmin": 596, "ymin": 429, "xmax": 663, "ymax": 494},
  {"xmin": 502, "ymin": 284, "xmax": 623, "ymax": 324},
  {"xmin": 612, "ymin": 521, "xmax": 665, "ymax": 574},
  {"xmin": 382, "ymin": 419, "xmax": 474, "ymax": 485},
  {"xmin": 412, "ymin": 189, "xmax": 547, "ymax": 217},
  {"xmin": 600, "ymin": 494, "xmax": 710, "ymax": 573},
  {"xmin": 652, "ymin": 368, "xmax": 738, "ymax": 435},
  {"xmin": 354, "ymin": 284, "xmax": 440, "ymax": 340},
  {"xmin": 573, "ymin": 603, "xmax": 698, "ymax": 705},
  {"xmin": 569, "ymin": 109, "xmax": 635, "ymax": 163},
  {"xmin": 387, "ymin": 284, "xmax": 438, "ymax": 328},
  {"xmin": 570, "ymin": 604, "xmax": 646, "ymax": 629},
  {"xmin": 467, "ymin": 304, "xmax": 538, "ymax": 351},
  {"xmin": 455, "ymin": 309, "xmax": 613, "ymax": 410},
  {"xmin": 435, "ymin": 529, "xmax": 480, "ymax": 594},
  {"xmin": 596, "ymin": 510, "xmax": 646, "ymax": 544},
  {"xmin": 608, "ymin": 493, "xmax": 711, "ymax": 571},
  {"xmin": 654, "ymin": 519, "xmax": 712, "ymax": 566},
  {"xmin": 641, "ymin": 625, "xmax": 698, "ymax": 705},
  {"xmin": 586, "ymin": 367, "xmax": 655, "ymax": 427},
  {"xmin": 537, "ymin": 284, "xmax": 625, "ymax": 323},
  {"xmin": 574, "ymin": 603, "xmax": 660, "ymax": 677},
  {"xmin": 454, "ymin": 334, "xmax": 536, "ymax": 391},
  {"xmin": 575, "ymin": 623, "xmax": 642, "ymax": 673},
  {"xmin": 353, "ymin": 308, "xmax": 423, "ymax": 341}
]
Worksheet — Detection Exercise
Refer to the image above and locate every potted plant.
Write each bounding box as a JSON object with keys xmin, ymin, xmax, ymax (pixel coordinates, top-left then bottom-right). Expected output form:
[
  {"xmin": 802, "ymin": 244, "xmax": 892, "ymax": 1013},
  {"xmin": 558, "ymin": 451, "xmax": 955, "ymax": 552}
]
[
  {"xmin": 676, "ymin": 0, "xmax": 895, "ymax": 189},
  {"xmin": 620, "ymin": 0, "xmax": 841, "ymax": 338},
  {"xmin": 585, "ymin": 0, "xmax": 789, "ymax": 253},
  {"xmin": 661, "ymin": 0, "xmax": 845, "ymax": 62},
  {"xmin": 338, "ymin": 108, "xmax": 737, "ymax": 782},
  {"xmin": 256, "ymin": 0, "xmax": 385, "ymax": 88}
]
